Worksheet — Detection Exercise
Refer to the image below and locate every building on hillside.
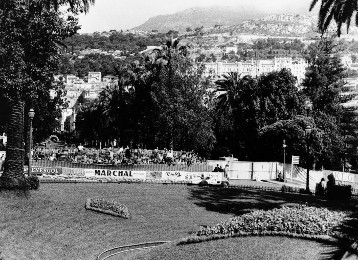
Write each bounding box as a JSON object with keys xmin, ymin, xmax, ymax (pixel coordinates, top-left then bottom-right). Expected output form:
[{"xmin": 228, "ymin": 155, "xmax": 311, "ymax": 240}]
[
  {"xmin": 103, "ymin": 75, "xmax": 119, "ymax": 83},
  {"xmin": 88, "ymin": 72, "xmax": 102, "ymax": 83},
  {"xmin": 341, "ymin": 55, "xmax": 353, "ymax": 68},
  {"xmin": 341, "ymin": 77, "xmax": 358, "ymax": 109},
  {"xmin": 66, "ymin": 74, "xmax": 78, "ymax": 84},
  {"xmin": 56, "ymin": 71, "xmax": 119, "ymax": 132},
  {"xmin": 140, "ymin": 46, "xmax": 161, "ymax": 54},
  {"xmin": 202, "ymin": 57, "xmax": 307, "ymax": 85},
  {"xmin": 224, "ymin": 46, "xmax": 237, "ymax": 54}
]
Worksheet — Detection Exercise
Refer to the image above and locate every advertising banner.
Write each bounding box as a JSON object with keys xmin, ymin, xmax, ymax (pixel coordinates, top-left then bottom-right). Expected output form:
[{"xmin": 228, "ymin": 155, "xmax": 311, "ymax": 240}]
[
  {"xmin": 62, "ymin": 167, "xmax": 85, "ymax": 177},
  {"xmin": 324, "ymin": 170, "xmax": 357, "ymax": 184},
  {"xmin": 184, "ymin": 172, "xmax": 203, "ymax": 181},
  {"xmin": 84, "ymin": 169, "xmax": 146, "ymax": 180},
  {"xmin": 161, "ymin": 171, "xmax": 186, "ymax": 181},
  {"xmin": 30, "ymin": 166, "xmax": 62, "ymax": 175},
  {"xmin": 146, "ymin": 171, "xmax": 162, "ymax": 180}
]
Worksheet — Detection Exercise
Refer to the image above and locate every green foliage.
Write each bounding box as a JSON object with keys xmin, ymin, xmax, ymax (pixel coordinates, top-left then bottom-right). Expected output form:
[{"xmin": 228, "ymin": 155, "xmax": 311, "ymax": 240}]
[
  {"xmin": 71, "ymin": 53, "xmax": 128, "ymax": 77},
  {"xmin": 0, "ymin": 2, "xmax": 79, "ymax": 102},
  {"xmin": 76, "ymin": 39, "xmax": 216, "ymax": 156},
  {"xmin": 280, "ymin": 185, "xmax": 300, "ymax": 193},
  {"xmin": 88, "ymin": 197, "xmax": 129, "ymax": 218},
  {"xmin": 253, "ymin": 38, "xmax": 305, "ymax": 52},
  {"xmin": 257, "ymin": 69, "xmax": 304, "ymax": 126},
  {"xmin": 0, "ymin": 1, "xmax": 83, "ymax": 186},
  {"xmin": 310, "ymin": 0, "xmax": 357, "ymax": 36},
  {"xmin": 25, "ymin": 176, "xmax": 40, "ymax": 190},
  {"xmin": 215, "ymin": 69, "xmax": 303, "ymax": 160},
  {"xmin": 63, "ymin": 30, "xmax": 166, "ymax": 53},
  {"xmin": 196, "ymin": 205, "xmax": 347, "ymax": 237},
  {"xmin": 303, "ymin": 35, "xmax": 345, "ymax": 116}
]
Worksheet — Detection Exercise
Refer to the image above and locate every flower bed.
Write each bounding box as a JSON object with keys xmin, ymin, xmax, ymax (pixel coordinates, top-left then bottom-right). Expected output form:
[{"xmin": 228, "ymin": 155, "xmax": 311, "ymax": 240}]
[
  {"xmin": 197, "ymin": 205, "xmax": 347, "ymax": 237},
  {"xmin": 85, "ymin": 197, "xmax": 129, "ymax": 219},
  {"xmin": 179, "ymin": 205, "xmax": 349, "ymax": 245}
]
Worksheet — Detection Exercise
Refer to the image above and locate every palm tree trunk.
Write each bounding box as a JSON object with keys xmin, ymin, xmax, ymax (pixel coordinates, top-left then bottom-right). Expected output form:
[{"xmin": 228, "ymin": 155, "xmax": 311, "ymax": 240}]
[{"xmin": 0, "ymin": 99, "xmax": 26, "ymax": 189}]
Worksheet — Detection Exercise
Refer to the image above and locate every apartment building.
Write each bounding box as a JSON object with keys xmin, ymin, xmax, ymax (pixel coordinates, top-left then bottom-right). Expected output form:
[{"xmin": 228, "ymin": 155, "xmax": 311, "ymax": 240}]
[{"xmin": 203, "ymin": 57, "xmax": 308, "ymax": 85}]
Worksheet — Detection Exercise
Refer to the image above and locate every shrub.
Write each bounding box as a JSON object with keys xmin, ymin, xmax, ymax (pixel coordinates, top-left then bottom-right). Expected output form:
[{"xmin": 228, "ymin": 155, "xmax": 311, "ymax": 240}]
[
  {"xmin": 0, "ymin": 175, "xmax": 39, "ymax": 190},
  {"xmin": 26, "ymin": 176, "xmax": 40, "ymax": 190},
  {"xmin": 326, "ymin": 184, "xmax": 352, "ymax": 200},
  {"xmin": 280, "ymin": 185, "xmax": 300, "ymax": 193},
  {"xmin": 196, "ymin": 205, "xmax": 347, "ymax": 238},
  {"xmin": 299, "ymin": 188, "xmax": 311, "ymax": 194},
  {"xmin": 86, "ymin": 197, "xmax": 129, "ymax": 219}
]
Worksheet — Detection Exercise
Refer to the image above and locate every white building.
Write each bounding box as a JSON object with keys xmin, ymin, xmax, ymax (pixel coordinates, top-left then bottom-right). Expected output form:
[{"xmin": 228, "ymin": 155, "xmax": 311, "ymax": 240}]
[
  {"xmin": 88, "ymin": 72, "xmax": 102, "ymax": 83},
  {"xmin": 203, "ymin": 57, "xmax": 308, "ymax": 85},
  {"xmin": 224, "ymin": 46, "xmax": 237, "ymax": 54}
]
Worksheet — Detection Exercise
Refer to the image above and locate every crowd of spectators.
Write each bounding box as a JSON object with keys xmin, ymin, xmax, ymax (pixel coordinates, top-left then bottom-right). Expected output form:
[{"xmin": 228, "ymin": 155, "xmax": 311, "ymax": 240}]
[{"xmin": 32, "ymin": 145, "xmax": 206, "ymax": 166}]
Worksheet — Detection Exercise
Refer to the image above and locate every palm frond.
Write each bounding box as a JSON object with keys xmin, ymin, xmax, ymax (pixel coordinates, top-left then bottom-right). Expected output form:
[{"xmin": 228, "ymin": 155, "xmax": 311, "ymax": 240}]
[
  {"xmin": 309, "ymin": 0, "xmax": 320, "ymax": 11},
  {"xmin": 318, "ymin": 0, "xmax": 335, "ymax": 32}
]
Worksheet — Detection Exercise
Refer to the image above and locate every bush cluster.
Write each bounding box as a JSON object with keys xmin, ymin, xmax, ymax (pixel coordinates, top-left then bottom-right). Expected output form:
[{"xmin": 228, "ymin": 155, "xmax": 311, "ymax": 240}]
[
  {"xmin": 88, "ymin": 197, "xmax": 129, "ymax": 219},
  {"xmin": 25, "ymin": 176, "xmax": 40, "ymax": 190},
  {"xmin": 281, "ymin": 185, "xmax": 299, "ymax": 193},
  {"xmin": 196, "ymin": 205, "xmax": 347, "ymax": 237},
  {"xmin": 326, "ymin": 185, "xmax": 352, "ymax": 200}
]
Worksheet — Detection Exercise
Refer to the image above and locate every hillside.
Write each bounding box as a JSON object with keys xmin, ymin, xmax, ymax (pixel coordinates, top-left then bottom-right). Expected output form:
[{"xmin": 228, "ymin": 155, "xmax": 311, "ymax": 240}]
[{"xmin": 133, "ymin": 5, "xmax": 312, "ymax": 33}]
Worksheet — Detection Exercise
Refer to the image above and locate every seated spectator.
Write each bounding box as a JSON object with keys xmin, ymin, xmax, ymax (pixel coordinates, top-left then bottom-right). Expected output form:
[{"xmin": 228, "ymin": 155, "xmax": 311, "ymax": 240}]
[
  {"xmin": 78, "ymin": 144, "xmax": 84, "ymax": 151},
  {"xmin": 213, "ymin": 164, "xmax": 220, "ymax": 172},
  {"xmin": 316, "ymin": 178, "xmax": 327, "ymax": 196},
  {"xmin": 166, "ymin": 149, "xmax": 174, "ymax": 165}
]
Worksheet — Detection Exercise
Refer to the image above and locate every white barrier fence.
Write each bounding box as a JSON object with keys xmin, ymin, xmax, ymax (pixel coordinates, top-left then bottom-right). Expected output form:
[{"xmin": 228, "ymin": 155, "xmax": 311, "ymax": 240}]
[
  {"xmin": 30, "ymin": 166, "xmax": 223, "ymax": 183},
  {"xmin": 208, "ymin": 161, "xmax": 279, "ymax": 181},
  {"xmin": 29, "ymin": 163, "xmax": 358, "ymax": 189},
  {"xmin": 292, "ymin": 167, "xmax": 358, "ymax": 189}
]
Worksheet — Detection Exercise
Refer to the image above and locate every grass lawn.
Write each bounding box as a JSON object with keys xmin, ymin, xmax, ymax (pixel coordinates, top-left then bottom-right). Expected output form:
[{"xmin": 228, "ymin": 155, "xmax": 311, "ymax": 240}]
[
  {"xmin": 0, "ymin": 183, "xmax": 229, "ymax": 260},
  {"xmin": 132, "ymin": 236, "xmax": 337, "ymax": 260},
  {"xmin": 0, "ymin": 181, "xmax": 356, "ymax": 260}
]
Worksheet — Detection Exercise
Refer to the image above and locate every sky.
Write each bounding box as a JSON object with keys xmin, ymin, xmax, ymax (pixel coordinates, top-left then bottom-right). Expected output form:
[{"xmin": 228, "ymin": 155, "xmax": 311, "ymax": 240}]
[{"xmin": 78, "ymin": 0, "xmax": 315, "ymax": 33}]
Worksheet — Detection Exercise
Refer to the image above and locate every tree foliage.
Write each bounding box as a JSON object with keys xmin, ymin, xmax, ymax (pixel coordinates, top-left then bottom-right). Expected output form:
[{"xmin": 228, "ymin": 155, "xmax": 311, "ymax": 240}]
[
  {"xmin": 214, "ymin": 69, "xmax": 303, "ymax": 160},
  {"xmin": 0, "ymin": 0, "xmax": 89, "ymax": 188},
  {"xmin": 76, "ymin": 39, "xmax": 216, "ymax": 156},
  {"xmin": 302, "ymin": 35, "xmax": 345, "ymax": 116},
  {"xmin": 310, "ymin": 0, "xmax": 358, "ymax": 36}
]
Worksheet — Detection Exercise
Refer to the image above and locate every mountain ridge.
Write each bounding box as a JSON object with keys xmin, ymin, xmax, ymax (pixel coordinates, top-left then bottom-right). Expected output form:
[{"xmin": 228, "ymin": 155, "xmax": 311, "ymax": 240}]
[{"xmin": 133, "ymin": 5, "xmax": 313, "ymax": 33}]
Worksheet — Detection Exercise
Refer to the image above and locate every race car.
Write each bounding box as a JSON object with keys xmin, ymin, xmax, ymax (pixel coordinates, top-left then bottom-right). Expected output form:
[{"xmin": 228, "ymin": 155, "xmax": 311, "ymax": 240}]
[{"xmin": 190, "ymin": 172, "xmax": 229, "ymax": 187}]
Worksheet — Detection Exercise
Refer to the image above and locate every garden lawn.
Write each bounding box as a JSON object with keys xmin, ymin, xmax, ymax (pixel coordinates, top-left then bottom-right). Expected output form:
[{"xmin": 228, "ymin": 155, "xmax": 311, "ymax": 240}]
[
  {"xmin": 0, "ymin": 183, "xmax": 228, "ymax": 260},
  {"xmin": 0, "ymin": 182, "xmax": 355, "ymax": 260},
  {"xmin": 131, "ymin": 236, "xmax": 337, "ymax": 260}
]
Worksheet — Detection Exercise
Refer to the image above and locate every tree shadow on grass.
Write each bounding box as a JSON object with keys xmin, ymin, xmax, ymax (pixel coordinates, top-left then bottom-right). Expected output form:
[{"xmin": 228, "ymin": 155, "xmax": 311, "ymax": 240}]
[
  {"xmin": 319, "ymin": 211, "xmax": 358, "ymax": 260},
  {"xmin": 188, "ymin": 186, "xmax": 358, "ymax": 259},
  {"xmin": 0, "ymin": 188, "xmax": 30, "ymax": 199},
  {"xmin": 188, "ymin": 186, "xmax": 357, "ymax": 216}
]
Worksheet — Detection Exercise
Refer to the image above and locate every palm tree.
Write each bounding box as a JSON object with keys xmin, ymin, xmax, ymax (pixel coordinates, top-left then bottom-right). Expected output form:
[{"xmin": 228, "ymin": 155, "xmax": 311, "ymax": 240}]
[
  {"xmin": 0, "ymin": 0, "xmax": 94, "ymax": 189},
  {"xmin": 215, "ymin": 72, "xmax": 252, "ymax": 113},
  {"xmin": 99, "ymin": 66, "xmax": 134, "ymax": 144},
  {"xmin": 310, "ymin": 0, "xmax": 358, "ymax": 36}
]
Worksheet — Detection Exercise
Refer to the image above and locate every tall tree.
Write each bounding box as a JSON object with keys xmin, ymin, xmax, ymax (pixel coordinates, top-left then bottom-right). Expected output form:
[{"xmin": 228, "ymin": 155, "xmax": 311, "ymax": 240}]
[
  {"xmin": 0, "ymin": 1, "xmax": 93, "ymax": 189},
  {"xmin": 214, "ymin": 72, "xmax": 257, "ymax": 157},
  {"xmin": 302, "ymin": 35, "xmax": 347, "ymax": 170},
  {"xmin": 214, "ymin": 69, "xmax": 303, "ymax": 160},
  {"xmin": 149, "ymin": 39, "xmax": 215, "ymax": 154},
  {"xmin": 302, "ymin": 35, "xmax": 345, "ymax": 116}
]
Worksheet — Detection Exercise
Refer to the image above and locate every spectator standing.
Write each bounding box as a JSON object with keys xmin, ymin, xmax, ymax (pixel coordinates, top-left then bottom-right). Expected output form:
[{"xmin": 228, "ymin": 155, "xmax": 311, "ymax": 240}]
[{"xmin": 327, "ymin": 173, "xmax": 336, "ymax": 188}]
